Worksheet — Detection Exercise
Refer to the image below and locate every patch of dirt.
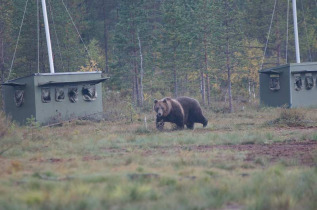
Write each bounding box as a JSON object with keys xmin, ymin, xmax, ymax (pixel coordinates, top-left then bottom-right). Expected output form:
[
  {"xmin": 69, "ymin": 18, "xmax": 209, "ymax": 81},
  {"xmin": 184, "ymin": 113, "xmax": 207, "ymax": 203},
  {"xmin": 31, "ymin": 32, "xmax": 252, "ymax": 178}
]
[
  {"xmin": 29, "ymin": 157, "xmax": 73, "ymax": 163},
  {"xmin": 102, "ymin": 140, "xmax": 317, "ymax": 166},
  {"xmin": 189, "ymin": 140, "xmax": 317, "ymax": 166},
  {"xmin": 232, "ymin": 140, "xmax": 317, "ymax": 166},
  {"xmin": 127, "ymin": 173, "xmax": 160, "ymax": 180},
  {"xmin": 48, "ymin": 158, "xmax": 63, "ymax": 163},
  {"xmin": 82, "ymin": 156, "xmax": 102, "ymax": 161},
  {"xmin": 222, "ymin": 203, "xmax": 244, "ymax": 210}
]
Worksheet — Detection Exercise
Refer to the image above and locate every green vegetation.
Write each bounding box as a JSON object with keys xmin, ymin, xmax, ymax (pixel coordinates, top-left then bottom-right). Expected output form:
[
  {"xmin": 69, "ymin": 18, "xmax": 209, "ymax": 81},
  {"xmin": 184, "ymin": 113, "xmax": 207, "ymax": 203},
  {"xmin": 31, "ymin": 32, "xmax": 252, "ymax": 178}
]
[
  {"xmin": 1, "ymin": 0, "xmax": 317, "ymax": 209},
  {"xmin": 0, "ymin": 107, "xmax": 316, "ymax": 209},
  {"xmin": 1, "ymin": 0, "xmax": 317, "ymax": 108},
  {"xmin": 269, "ymin": 108, "xmax": 308, "ymax": 127}
]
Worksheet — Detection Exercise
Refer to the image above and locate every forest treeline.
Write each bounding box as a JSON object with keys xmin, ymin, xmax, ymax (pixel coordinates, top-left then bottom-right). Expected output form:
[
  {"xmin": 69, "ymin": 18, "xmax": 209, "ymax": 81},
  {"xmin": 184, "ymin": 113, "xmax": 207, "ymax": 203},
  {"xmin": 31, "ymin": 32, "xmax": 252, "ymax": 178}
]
[{"xmin": 1, "ymin": 0, "xmax": 317, "ymax": 111}]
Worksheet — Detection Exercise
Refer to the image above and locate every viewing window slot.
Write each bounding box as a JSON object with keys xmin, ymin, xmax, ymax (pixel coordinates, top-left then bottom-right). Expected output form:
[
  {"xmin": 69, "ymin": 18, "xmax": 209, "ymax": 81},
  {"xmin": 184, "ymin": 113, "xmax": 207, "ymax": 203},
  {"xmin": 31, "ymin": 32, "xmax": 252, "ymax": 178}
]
[
  {"xmin": 41, "ymin": 88, "xmax": 51, "ymax": 103},
  {"xmin": 305, "ymin": 73, "xmax": 314, "ymax": 90},
  {"xmin": 82, "ymin": 85, "xmax": 97, "ymax": 101},
  {"xmin": 55, "ymin": 88, "xmax": 65, "ymax": 102},
  {"xmin": 294, "ymin": 74, "xmax": 302, "ymax": 91},
  {"xmin": 269, "ymin": 74, "xmax": 280, "ymax": 91},
  {"xmin": 14, "ymin": 89, "xmax": 25, "ymax": 107},
  {"xmin": 68, "ymin": 87, "xmax": 78, "ymax": 103}
]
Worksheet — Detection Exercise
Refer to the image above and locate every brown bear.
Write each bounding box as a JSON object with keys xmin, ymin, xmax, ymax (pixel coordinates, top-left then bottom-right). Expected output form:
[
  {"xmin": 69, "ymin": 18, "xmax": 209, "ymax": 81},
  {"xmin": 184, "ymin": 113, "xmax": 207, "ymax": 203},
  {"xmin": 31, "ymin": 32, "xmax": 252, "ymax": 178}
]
[{"xmin": 153, "ymin": 97, "xmax": 208, "ymax": 130}]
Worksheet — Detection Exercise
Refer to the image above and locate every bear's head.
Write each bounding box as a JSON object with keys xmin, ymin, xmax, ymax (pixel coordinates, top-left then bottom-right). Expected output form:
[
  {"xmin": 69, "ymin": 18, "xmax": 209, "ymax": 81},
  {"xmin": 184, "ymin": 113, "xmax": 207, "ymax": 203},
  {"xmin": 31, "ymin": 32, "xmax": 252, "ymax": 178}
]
[{"xmin": 153, "ymin": 98, "xmax": 172, "ymax": 117}]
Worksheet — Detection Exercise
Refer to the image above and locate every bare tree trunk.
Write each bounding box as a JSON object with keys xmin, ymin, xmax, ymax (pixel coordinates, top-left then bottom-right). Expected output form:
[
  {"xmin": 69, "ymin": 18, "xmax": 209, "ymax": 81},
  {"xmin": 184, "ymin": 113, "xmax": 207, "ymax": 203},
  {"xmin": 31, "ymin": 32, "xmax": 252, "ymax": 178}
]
[
  {"xmin": 248, "ymin": 80, "xmax": 251, "ymax": 102},
  {"xmin": 173, "ymin": 67, "xmax": 177, "ymax": 98},
  {"xmin": 184, "ymin": 74, "xmax": 188, "ymax": 95},
  {"xmin": 133, "ymin": 50, "xmax": 140, "ymax": 106},
  {"xmin": 201, "ymin": 36, "xmax": 206, "ymax": 105},
  {"xmin": 137, "ymin": 32, "xmax": 144, "ymax": 106},
  {"xmin": 40, "ymin": 20, "xmax": 46, "ymax": 72},
  {"xmin": 225, "ymin": 1, "xmax": 233, "ymax": 113},
  {"xmin": 0, "ymin": 34, "xmax": 4, "ymax": 82},
  {"xmin": 103, "ymin": 1, "xmax": 109, "ymax": 74},
  {"xmin": 103, "ymin": 24, "xmax": 109, "ymax": 73},
  {"xmin": 131, "ymin": 59, "xmax": 138, "ymax": 106},
  {"xmin": 130, "ymin": 11, "xmax": 140, "ymax": 107},
  {"xmin": 132, "ymin": 66, "xmax": 136, "ymax": 105},
  {"xmin": 252, "ymin": 82, "xmax": 256, "ymax": 99},
  {"xmin": 224, "ymin": 87, "xmax": 228, "ymax": 104},
  {"xmin": 227, "ymin": 45, "xmax": 233, "ymax": 113},
  {"xmin": 200, "ymin": 70, "xmax": 205, "ymax": 106},
  {"xmin": 179, "ymin": 78, "xmax": 183, "ymax": 96},
  {"xmin": 173, "ymin": 48, "xmax": 178, "ymax": 98},
  {"xmin": 247, "ymin": 39, "xmax": 252, "ymax": 103},
  {"xmin": 206, "ymin": 74, "xmax": 211, "ymax": 106},
  {"xmin": 130, "ymin": 22, "xmax": 136, "ymax": 106},
  {"xmin": 275, "ymin": 0, "xmax": 281, "ymax": 66},
  {"xmin": 201, "ymin": 0, "xmax": 209, "ymax": 106},
  {"xmin": 0, "ymin": 37, "xmax": 5, "ymax": 111}
]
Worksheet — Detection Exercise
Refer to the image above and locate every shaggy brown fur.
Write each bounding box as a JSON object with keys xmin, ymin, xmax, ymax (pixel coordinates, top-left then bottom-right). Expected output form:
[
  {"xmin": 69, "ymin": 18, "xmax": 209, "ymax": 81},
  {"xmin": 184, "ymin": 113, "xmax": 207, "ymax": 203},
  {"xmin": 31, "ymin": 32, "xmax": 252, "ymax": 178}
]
[{"xmin": 154, "ymin": 97, "xmax": 208, "ymax": 130}]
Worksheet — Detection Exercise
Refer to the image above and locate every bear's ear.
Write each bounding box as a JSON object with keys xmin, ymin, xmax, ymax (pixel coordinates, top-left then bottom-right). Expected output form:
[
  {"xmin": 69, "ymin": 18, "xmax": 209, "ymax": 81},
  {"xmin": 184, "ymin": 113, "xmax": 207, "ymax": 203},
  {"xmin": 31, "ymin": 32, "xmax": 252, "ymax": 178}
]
[
  {"xmin": 163, "ymin": 99, "xmax": 167, "ymax": 103},
  {"xmin": 154, "ymin": 99, "xmax": 158, "ymax": 104}
]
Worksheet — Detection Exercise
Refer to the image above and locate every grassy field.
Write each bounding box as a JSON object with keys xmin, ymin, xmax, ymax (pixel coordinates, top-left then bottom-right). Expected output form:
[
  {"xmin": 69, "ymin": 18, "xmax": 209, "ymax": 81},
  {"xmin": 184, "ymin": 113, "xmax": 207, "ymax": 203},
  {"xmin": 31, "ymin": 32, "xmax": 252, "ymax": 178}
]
[{"xmin": 0, "ymin": 106, "xmax": 317, "ymax": 210}]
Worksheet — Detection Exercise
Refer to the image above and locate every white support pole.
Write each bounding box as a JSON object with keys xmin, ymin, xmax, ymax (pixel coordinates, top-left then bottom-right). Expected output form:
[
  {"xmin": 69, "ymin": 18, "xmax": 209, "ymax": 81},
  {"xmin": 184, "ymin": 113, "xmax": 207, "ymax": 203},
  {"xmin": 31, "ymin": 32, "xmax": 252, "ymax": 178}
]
[
  {"xmin": 41, "ymin": 0, "xmax": 55, "ymax": 73},
  {"xmin": 292, "ymin": 0, "xmax": 301, "ymax": 63}
]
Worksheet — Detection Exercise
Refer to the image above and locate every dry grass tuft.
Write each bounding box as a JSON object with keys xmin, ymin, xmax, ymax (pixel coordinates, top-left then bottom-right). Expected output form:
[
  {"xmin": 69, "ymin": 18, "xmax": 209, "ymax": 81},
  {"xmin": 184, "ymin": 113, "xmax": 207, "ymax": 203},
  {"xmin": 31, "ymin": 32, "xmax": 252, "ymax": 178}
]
[
  {"xmin": 270, "ymin": 108, "xmax": 307, "ymax": 127},
  {"xmin": 0, "ymin": 112, "xmax": 22, "ymax": 155},
  {"xmin": 0, "ymin": 112, "xmax": 10, "ymax": 139}
]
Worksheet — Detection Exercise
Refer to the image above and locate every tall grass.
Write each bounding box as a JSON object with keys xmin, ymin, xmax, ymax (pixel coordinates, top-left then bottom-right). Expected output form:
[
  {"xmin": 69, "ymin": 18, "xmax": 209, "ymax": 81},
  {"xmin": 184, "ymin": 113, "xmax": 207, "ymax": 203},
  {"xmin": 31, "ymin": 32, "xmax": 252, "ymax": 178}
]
[
  {"xmin": 270, "ymin": 108, "xmax": 307, "ymax": 127},
  {"xmin": 0, "ymin": 107, "xmax": 316, "ymax": 210},
  {"xmin": 0, "ymin": 112, "xmax": 22, "ymax": 156},
  {"xmin": 0, "ymin": 112, "xmax": 9, "ymax": 139}
]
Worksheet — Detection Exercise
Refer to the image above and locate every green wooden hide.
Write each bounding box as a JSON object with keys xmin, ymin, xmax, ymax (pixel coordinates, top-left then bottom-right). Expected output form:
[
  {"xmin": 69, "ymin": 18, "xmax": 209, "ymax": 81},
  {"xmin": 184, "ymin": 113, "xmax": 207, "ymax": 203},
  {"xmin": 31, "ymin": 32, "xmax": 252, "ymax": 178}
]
[
  {"xmin": 2, "ymin": 72, "xmax": 108, "ymax": 125},
  {"xmin": 259, "ymin": 62, "xmax": 317, "ymax": 108}
]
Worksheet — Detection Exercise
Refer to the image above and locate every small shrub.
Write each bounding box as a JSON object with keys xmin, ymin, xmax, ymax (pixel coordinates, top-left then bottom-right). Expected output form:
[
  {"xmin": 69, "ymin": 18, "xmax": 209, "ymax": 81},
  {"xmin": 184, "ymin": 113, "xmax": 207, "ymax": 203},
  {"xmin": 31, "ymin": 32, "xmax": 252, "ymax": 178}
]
[
  {"xmin": 270, "ymin": 108, "xmax": 307, "ymax": 127},
  {"xmin": 26, "ymin": 115, "xmax": 40, "ymax": 128},
  {"xmin": 134, "ymin": 126, "xmax": 151, "ymax": 134},
  {"xmin": 0, "ymin": 112, "xmax": 9, "ymax": 139},
  {"xmin": 0, "ymin": 112, "xmax": 21, "ymax": 156}
]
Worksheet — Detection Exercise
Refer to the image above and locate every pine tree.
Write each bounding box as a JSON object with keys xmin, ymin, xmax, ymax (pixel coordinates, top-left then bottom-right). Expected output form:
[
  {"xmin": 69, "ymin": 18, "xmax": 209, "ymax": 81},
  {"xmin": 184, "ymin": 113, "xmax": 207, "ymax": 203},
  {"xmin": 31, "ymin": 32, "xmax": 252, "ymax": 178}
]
[
  {"xmin": 214, "ymin": 0, "xmax": 244, "ymax": 112},
  {"xmin": 160, "ymin": 0, "xmax": 194, "ymax": 98},
  {"xmin": 0, "ymin": 0, "xmax": 14, "ymax": 83},
  {"xmin": 112, "ymin": 0, "xmax": 150, "ymax": 106},
  {"xmin": 192, "ymin": 0, "xmax": 218, "ymax": 106}
]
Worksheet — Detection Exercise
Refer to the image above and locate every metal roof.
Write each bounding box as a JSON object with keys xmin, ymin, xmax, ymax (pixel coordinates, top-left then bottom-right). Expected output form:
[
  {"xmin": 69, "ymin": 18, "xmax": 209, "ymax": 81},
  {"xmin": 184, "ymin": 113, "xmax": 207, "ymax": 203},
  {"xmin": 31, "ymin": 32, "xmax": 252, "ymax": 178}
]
[{"xmin": 259, "ymin": 62, "xmax": 317, "ymax": 73}]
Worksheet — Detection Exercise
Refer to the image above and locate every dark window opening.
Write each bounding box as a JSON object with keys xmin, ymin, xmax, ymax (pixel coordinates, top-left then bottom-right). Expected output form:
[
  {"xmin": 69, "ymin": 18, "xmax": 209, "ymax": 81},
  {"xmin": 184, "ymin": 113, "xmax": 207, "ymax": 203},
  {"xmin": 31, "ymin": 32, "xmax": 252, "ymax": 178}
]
[
  {"xmin": 41, "ymin": 88, "xmax": 51, "ymax": 103},
  {"xmin": 55, "ymin": 88, "xmax": 65, "ymax": 102},
  {"xmin": 269, "ymin": 74, "xmax": 280, "ymax": 91},
  {"xmin": 14, "ymin": 89, "xmax": 24, "ymax": 107},
  {"xmin": 68, "ymin": 87, "xmax": 78, "ymax": 103},
  {"xmin": 82, "ymin": 85, "xmax": 97, "ymax": 101},
  {"xmin": 305, "ymin": 74, "xmax": 314, "ymax": 90},
  {"xmin": 294, "ymin": 75, "xmax": 302, "ymax": 91}
]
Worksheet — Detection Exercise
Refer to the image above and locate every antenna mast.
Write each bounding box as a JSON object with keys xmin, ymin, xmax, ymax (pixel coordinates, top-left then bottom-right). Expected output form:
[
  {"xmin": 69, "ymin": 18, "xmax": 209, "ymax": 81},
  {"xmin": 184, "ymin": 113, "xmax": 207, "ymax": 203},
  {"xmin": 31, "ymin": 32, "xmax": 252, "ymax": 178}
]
[
  {"xmin": 292, "ymin": 0, "xmax": 301, "ymax": 63},
  {"xmin": 41, "ymin": 0, "xmax": 55, "ymax": 73}
]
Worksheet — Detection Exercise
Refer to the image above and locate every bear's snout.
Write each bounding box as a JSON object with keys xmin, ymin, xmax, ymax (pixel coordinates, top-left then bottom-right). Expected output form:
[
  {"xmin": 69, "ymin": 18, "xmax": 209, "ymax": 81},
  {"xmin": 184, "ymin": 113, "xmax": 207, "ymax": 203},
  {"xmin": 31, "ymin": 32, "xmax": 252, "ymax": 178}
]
[{"xmin": 157, "ymin": 109, "xmax": 163, "ymax": 117}]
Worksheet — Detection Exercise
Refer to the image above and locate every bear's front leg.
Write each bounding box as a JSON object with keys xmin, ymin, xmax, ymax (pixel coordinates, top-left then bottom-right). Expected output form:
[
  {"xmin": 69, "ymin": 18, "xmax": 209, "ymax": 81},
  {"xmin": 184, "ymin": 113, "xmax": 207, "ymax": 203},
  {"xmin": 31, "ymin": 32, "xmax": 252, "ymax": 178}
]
[
  {"xmin": 174, "ymin": 111, "xmax": 185, "ymax": 130},
  {"xmin": 156, "ymin": 117, "xmax": 165, "ymax": 131}
]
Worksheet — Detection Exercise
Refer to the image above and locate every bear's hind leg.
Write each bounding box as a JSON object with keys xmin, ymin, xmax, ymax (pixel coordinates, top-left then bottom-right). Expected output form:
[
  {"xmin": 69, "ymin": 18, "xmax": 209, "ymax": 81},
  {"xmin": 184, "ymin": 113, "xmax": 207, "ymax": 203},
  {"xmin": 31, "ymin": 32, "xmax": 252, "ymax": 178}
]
[{"xmin": 202, "ymin": 118, "xmax": 208, "ymax": 127}]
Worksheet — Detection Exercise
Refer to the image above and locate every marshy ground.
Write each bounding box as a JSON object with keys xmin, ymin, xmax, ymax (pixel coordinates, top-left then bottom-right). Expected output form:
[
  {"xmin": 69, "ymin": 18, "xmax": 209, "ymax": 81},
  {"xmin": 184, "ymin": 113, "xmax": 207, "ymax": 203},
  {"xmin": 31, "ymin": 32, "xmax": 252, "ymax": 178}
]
[{"xmin": 0, "ymin": 107, "xmax": 316, "ymax": 210}]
